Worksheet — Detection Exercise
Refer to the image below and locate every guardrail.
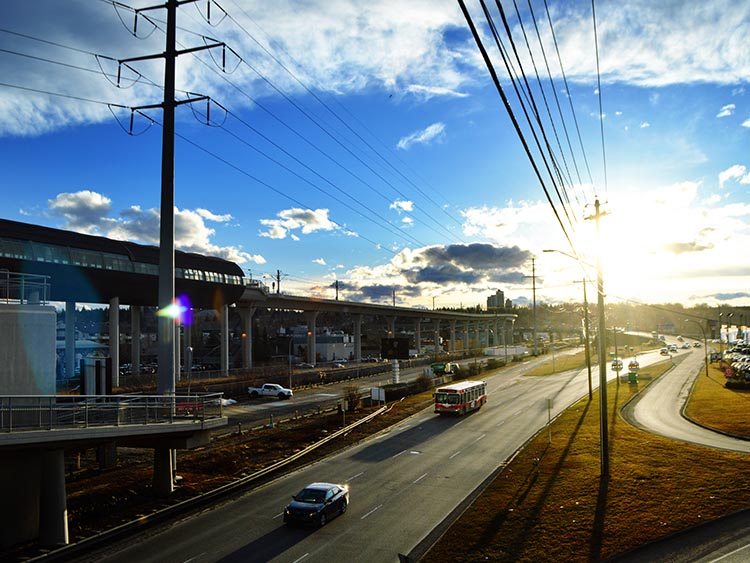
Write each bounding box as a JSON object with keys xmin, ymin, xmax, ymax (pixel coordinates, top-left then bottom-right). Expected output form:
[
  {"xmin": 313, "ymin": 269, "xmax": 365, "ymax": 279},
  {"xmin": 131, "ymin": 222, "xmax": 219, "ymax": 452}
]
[
  {"xmin": 0, "ymin": 269, "xmax": 51, "ymax": 305},
  {"xmin": 0, "ymin": 393, "xmax": 224, "ymax": 433}
]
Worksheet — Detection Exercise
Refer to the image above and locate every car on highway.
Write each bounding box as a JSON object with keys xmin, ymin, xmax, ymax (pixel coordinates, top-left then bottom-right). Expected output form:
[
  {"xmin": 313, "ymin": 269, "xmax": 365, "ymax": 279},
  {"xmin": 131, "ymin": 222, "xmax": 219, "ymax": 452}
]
[
  {"xmin": 297, "ymin": 362, "xmax": 315, "ymax": 369},
  {"xmin": 660, "ymin": 347, "xmax": 670, "ymax": 355},
  {"xmin": 668, "ymin": 344, "xmax": 678, "ymax": 352},
  {"xmin": 611, "ymin": 359, "xmax": 623, "ymax": 371},
  {"xmin": 283, "ymin": 482, "xmax": 349, "ymax": 527}
]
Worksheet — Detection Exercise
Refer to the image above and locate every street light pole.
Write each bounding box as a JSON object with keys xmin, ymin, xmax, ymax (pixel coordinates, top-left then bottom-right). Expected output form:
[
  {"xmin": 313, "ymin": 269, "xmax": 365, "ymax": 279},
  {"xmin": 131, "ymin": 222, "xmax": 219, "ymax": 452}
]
[
  {"xmin": 542, "ymin": 250, "xmax": 593, "ymax": 401},
  {"xmin": 685, "ymin": 319, "xmax": 709, "ymax": 378},
  {"xmin": 288, "ymin": 336, "xmax": 293, "ymax": 389}
]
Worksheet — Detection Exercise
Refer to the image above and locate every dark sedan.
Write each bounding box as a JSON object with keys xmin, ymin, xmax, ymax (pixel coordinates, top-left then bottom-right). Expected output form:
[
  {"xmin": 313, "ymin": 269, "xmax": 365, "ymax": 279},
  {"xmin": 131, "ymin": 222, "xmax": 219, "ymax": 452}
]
[{"xmin": 283, "ymin": 482, "xmax": 349, "ymax": 527}]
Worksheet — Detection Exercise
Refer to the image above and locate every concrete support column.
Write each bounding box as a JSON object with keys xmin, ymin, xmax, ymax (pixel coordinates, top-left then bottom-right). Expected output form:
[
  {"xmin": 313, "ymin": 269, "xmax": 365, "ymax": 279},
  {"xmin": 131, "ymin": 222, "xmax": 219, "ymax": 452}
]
[
  {"xmin": 305, "ymin": 311, "xmax": 319, "ymax": 364},
  {"xmin": 153, "ymin": 447, "xmax": 174, "ymax": 497},
  {"xmin": 463, "ymin": 321, "xmax": 470, "ymax": 354},
  {"xmin": 494, "ymin": 318, "xmax": 499, "ymax": 346},
  {"xmin": 131, "ymin": 305, "xmax": 141, "ymax": 376},
  {"xmin": 449, "ymin": 320, "xmax": 457, "ymax": 352},
  {"xmin": 220, "ymin": 304, "xmax": 229, "ymax": 376},
  {"xmin": 39, "ymin": 449, "xmax": 68, "ymax": 546},
  {"xmin": 238, "ymin": 307, "xmax": 255, "ymax": 369},
  {"xmin": 353, "ymin": 314, "xmax": 362, "ymax": 362},
  {"xmin": 484, "ymin": 323, "xmax": 490, "ymax": 350},
  {"xmin": 65, "ymin": 301, "xmax": 75, "ymax": 380},
  {"xmin": 109, "ymin": 297, "xmax": 119, "ymax": 389},
  {"xmin": 434, "ymin": 319, "xmax": 440, "ymax": 355},
  {"xmin": 415, "ymin": 319, "xmax": 422, "ymax": 356}
]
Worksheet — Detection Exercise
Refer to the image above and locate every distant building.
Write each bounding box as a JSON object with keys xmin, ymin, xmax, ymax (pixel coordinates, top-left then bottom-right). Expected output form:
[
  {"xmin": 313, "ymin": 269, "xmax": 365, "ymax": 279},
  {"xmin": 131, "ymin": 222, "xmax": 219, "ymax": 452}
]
[{"xmin": 487, "ymin": 289, "xmax": 505, "ymax": 312}]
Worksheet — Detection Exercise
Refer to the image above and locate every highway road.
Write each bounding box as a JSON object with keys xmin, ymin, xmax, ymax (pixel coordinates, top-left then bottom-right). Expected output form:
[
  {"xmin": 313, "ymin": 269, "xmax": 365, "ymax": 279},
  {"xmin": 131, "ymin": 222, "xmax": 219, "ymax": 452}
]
[
  {"xmin": 86, "ymin": 350, "xmax": 600, "ymax": 563},
  {"xmin": 81, "ymin": 341, "xmax": 748, "ymax": 563}
]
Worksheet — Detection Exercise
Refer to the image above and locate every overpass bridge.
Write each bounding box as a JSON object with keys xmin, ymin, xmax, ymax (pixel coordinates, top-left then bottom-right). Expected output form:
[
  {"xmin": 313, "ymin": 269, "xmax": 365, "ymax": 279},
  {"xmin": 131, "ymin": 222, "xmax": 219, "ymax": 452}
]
[{"xmin": 0, "ymin": 218, "xmax": 516, "ymax": 549}]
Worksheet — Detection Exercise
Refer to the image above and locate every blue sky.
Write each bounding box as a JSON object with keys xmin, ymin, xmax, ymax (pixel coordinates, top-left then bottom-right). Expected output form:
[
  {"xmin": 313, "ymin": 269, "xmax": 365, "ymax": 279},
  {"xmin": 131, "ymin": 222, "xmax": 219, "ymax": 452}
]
[{"xmin": 1, "ymin": 0, "xmax": 749, "ymax": 310}]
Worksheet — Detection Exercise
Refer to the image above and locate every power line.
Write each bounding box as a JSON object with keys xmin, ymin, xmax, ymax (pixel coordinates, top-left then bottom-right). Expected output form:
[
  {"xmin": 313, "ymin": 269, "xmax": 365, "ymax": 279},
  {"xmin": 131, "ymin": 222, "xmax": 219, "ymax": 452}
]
[
  {"xmin": 591, "ymin": 0, "xmax": 608, "ymax": 196},
  {"xmin": 488, "ymin": 0, "xmax": 576, "ymax": 232},
  {"xmin": 221, "ymin": 0, "xmax": 467, "ymax": 231},
  {"xmin": 457, "ymin": 0, "xmax": 577, "ymax": 253},
  {"xmin": 542, "ymin": 0, "xmax": 594, "ymax": 196}
]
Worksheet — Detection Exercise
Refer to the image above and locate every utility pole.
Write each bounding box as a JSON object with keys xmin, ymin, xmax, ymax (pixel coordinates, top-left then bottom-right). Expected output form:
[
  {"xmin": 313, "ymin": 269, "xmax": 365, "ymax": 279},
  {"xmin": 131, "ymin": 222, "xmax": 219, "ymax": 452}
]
[
  {"xmin": 587, "ymin": 197, "xmax": 609, "ymax": 477},
  {"xmin": 157, "ymin": 0, "xmax": 177, "ymax": 396},
  {"xmin": 532, "ymin": 257, "xmax": 538, "ymax": 356},
  {"xmin": 335, "ymin": 280, "xmax": 339, "ymax": 301},
  {"xmin": 124, "ymin": 0, "xmax": 221, "ymax": 395},
  {"xmin": 276, "ymin": 269, "xmax": 281, "ymax": 294}
]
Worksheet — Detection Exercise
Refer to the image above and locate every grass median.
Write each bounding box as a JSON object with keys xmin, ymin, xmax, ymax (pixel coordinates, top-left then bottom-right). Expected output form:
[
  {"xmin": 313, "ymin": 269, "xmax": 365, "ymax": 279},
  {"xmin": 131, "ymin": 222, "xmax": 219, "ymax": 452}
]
[{"xmin": 423, "ymin": 359, "xmax": 750, "ymax": 563}]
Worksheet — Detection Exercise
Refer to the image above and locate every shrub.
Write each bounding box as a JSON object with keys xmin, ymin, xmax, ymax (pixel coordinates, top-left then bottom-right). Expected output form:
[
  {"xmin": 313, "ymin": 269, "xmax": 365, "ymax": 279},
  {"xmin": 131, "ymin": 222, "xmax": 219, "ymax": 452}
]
[
  {"xmin": 414, "ymin": 374, "xmax": 434, "ymax": 392},
  {"xmin": 343, "ymin": 385, "xmax": 361, "ymax": 411}
]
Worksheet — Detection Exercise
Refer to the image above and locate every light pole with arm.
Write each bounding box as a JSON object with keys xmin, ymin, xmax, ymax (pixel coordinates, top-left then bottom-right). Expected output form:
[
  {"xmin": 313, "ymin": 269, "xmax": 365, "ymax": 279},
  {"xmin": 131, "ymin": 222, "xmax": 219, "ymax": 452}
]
[{"xmin": 543, "ymin": 250, "xmax": 593, "ymax": 400}]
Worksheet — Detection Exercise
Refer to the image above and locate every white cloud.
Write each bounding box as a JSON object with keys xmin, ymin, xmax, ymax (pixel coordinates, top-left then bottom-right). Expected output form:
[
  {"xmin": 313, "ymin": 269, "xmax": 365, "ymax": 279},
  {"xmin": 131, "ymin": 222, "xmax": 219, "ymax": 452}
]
[
  {"xmin": 48, "ymin": 190, "xmax": 113, "ymax": 233},
  {"xmin": 719, "ymin": 164, "xmax": 748, "ymax": 188},
  {"xmin": 390, "ymin": 200, "xmax": 414, "ymax": 212},
  {"xmin": 406, "ymin": 84, "xmax": 468, "ymax": 100},
  {"xmin": 640, "ymin": 122, "xmax": 650, "ymax": 128},
  {"xmin": 313, "ymin": 258, "xmax": 326, "ymax": 265},
  {"xmin": 717, "ymin": 104, "xmax": 736, "ymax": 118},
  {"xmin": 397, "ymin": 122, "xmax": 446, "ymax": 150},
  {"xmin": 195, "ymin": 208, "xmax": 232, "ymax": 222},
  {"xmin": 46, "ymin": 190, "xmax": 264, "ymax": 264},
  {"xmin": 259, "ymin": 208, "xmax": 337, "ymax": 239},
  {"xmin": 402, "ymin": 216, "xmax": 414, "ymax": 225},
  {"xmin": 742, "ymin": 118, "xmax": 750, "ymax": 128}
]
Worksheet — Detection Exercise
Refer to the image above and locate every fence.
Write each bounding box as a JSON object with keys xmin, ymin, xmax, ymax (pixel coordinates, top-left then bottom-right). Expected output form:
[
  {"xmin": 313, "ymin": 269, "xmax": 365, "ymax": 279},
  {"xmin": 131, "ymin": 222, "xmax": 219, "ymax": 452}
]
[
  {"xmin": 0, "ymin": 393, "xmax": 224, "ymax": 433},
  {"xmin": 0, "ymin": 269, "xmax": 51, "ymax": 305}
]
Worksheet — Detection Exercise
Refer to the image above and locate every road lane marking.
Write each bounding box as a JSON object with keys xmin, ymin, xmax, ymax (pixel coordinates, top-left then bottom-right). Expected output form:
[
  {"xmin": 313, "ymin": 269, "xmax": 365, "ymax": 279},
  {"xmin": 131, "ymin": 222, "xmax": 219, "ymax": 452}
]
[
  {"xmin": 181, "ymin": 554, "xmax": 205, "ymax": 563},
  {"xmin": 361, "ymin": 504, "xmax": 382, "ymax": 519},
  {"xmin": 710, "ymin": 543, "xmax": 750, "ymax": 562},
  {"xmin": 347, "ymin": 471, "xmax": 364, "ymax": 481},
  {"xmin": 273, "ymin": 512, "xmax": 284, "ymax": 519},
  {"xmin": 449, "ymin": 450, "xmax": 462, "ymax": 459},
  {"xmin": 392, "ymin": 450, "xmax": 406, "ymax": 459},
  {"xmin": 291, "ymin": 554, "xmax": 309, "ymax": 563},
  {"xmin": 470, "ymin": 433, "xmax": 486, "ymax": 445},
  {"xmin": 414, "ymin": 473, "xmax": 428, "ymax": 483}
]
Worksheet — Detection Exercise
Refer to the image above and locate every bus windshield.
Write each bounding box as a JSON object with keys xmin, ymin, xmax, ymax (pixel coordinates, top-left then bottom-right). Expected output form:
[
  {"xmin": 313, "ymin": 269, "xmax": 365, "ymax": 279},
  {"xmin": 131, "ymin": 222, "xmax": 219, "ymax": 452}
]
[{"xmin": 435, "ymin": 392, "xmax": 460, "ymax": 405}]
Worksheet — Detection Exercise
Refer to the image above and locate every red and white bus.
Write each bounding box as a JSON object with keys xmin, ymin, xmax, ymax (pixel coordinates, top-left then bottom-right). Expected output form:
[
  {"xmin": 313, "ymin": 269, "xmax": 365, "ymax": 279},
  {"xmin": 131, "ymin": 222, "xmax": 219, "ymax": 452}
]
[{"xmin": 434, "ymin": 380, "xmax": 487, "ymax": 415}]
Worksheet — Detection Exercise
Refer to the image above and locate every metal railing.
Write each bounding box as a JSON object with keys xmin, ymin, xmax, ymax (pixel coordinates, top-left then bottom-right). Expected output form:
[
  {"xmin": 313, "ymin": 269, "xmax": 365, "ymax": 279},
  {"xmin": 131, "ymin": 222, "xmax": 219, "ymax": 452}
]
[
  {"xmin": 0, "ymin": 269, "xmax": 51, "ymax": 305},
  {"xmin": 0, "ymin": 393, "xmax": 224, "ymax": 434}
]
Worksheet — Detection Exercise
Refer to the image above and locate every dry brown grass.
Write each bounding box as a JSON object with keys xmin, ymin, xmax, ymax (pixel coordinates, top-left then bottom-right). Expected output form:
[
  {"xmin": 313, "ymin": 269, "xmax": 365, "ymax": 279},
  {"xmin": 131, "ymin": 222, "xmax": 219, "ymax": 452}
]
[
  {"xmin": 424, "ymin": 360, "xmax": 750, "ymax": 563},
  {"xmin": 524, "ymin": 349, "xmax": 590, "ymax": 376},
  {"xmin": 685, "ymin": 363, "xmax": 750, "ymax": 436}
]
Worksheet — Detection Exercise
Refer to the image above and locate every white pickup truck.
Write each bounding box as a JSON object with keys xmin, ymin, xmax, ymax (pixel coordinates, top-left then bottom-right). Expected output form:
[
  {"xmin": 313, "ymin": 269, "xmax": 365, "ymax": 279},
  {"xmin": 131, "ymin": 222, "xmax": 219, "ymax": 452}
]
[{"xmin": 247, "ymin": 383, "xmax": 293, "ymax": 400}]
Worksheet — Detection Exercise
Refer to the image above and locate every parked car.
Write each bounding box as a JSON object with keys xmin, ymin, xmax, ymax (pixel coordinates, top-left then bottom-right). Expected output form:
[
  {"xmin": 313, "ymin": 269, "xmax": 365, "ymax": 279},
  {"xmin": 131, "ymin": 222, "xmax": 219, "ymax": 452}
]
[
  {"xmin": 283, "ymin": 482, "xmax": 349, "ymax": 527},
  {"xmin": 247, "ymin": 383, "xmax": 293, "ymax": 400}
]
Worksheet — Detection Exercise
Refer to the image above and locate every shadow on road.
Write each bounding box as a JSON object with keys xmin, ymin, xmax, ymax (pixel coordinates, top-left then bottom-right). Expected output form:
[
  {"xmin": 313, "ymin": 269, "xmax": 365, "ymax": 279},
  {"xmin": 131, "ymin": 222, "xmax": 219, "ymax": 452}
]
[
  {"xmin": 470, "ymin": 399, "xmax": 594, "ymax": 560},
  {"xmin": 350, "ymin": 412, "xmax": 468, "ymax": 463},
  {"xmin": 216, "ymin": 523, "xmax": 314, "ymax": 563}
]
